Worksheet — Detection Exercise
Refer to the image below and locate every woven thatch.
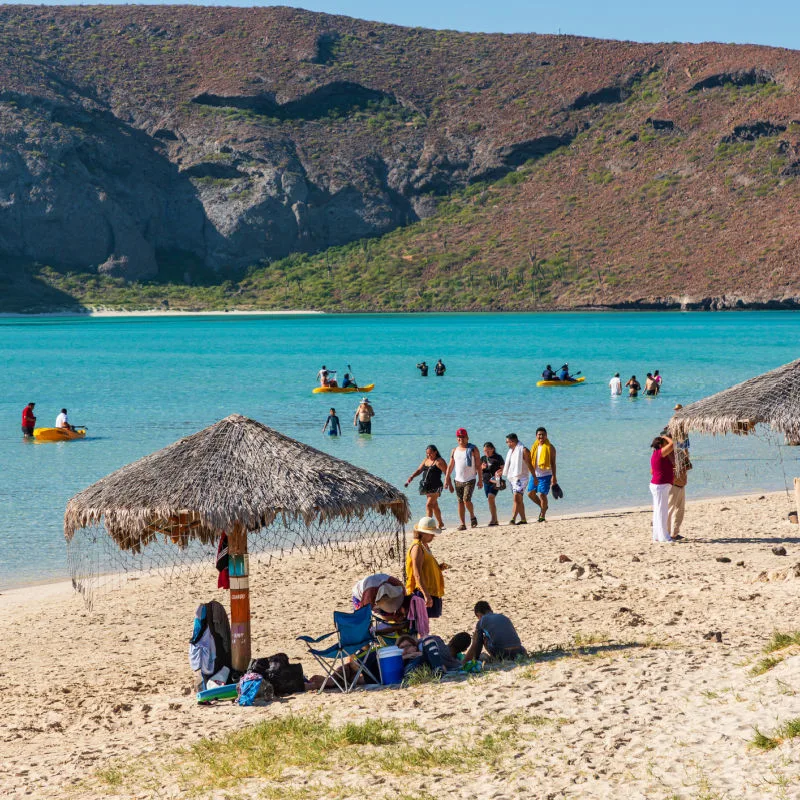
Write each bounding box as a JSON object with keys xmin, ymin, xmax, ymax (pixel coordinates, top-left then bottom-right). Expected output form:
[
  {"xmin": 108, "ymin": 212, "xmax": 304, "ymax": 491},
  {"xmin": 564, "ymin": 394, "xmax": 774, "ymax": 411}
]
[
  {"xmin": 669, "ymin": 359, "xmax": 800, "ymax": 440},
  {"xmin": 64, "ymin": 414, "xmax": 410, "ymax": 550}
]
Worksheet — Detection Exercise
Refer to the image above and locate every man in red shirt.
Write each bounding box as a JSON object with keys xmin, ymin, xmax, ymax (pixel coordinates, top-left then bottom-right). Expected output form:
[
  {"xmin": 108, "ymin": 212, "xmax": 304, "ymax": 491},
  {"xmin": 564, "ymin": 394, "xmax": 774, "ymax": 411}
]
[{"xmin": 21, "ymin": 402, "xmax": 36, "ymax": 437}]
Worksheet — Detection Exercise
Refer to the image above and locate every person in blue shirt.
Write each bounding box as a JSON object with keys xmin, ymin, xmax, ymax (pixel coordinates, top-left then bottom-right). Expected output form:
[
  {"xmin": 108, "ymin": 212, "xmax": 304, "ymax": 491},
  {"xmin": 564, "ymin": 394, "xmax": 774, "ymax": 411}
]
[
  {"xmin": 342, "ymin": 373, "xmax": 357, "ymax": 389},
  {"xmin": 322, "ymin": 408, "xmax": 341, "ymax": 436},
  {"xmin": 541, "ymin": 364, "xmax": 555, "ymax": 380},
  {"xmin": 558, "ymin": 363, "xmax": 573, "ymax": 381}
]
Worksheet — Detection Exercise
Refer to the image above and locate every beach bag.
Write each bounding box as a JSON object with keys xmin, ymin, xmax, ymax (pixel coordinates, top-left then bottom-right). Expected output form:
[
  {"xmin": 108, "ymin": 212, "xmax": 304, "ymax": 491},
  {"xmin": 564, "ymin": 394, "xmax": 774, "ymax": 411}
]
[{"xmin": 248, "ymin": 653, "xmax": 305, "ymax": 696}]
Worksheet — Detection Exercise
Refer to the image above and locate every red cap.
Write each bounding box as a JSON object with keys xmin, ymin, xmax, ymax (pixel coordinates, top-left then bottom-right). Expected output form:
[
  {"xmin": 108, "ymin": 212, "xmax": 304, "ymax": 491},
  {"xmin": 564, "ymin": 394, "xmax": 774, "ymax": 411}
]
[{"xmin": 456, "ymin": 428, "xmax": 468, "ymax": 437}]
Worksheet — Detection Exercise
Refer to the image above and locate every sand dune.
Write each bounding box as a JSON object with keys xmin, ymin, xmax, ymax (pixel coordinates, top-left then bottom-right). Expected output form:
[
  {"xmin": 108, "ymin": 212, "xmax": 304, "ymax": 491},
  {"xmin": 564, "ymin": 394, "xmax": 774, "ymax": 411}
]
[{"xmin": 2, "ymin": 492, "xmax": 800, "ymax": 798}]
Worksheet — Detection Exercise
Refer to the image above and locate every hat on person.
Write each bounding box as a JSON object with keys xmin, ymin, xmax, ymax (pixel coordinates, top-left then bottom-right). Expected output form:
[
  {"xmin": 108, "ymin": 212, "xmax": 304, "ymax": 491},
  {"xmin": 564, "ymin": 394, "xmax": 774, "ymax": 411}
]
[
  {"xmin": 412, "ymin": 516, "xmax": 442, "ymax": 535},
  {"xmin": 361, "ymin": 397, "xmax": 371, "ymax": 403},
  {"xmin": 674, "ymin": 404, "xmax": 683, "ymax": 411},
  {"xmin": 374, "ymin": 583, "xmax": 404, "ymax": 613},
  {"xmin": 456, "ymin": 427, "xmax": 468, "ymax": 437}
]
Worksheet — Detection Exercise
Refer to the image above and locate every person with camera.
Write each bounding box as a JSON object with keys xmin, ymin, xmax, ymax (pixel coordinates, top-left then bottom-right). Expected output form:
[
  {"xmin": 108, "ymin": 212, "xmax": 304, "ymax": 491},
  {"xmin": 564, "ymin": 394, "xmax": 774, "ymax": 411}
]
[
  {"xmin": 416, "ymin": 361, "xmax": 429, "ymax": 377},
  {"xmin": 480, "ymin": 442, "xmax": 505, "ymax": 527}
]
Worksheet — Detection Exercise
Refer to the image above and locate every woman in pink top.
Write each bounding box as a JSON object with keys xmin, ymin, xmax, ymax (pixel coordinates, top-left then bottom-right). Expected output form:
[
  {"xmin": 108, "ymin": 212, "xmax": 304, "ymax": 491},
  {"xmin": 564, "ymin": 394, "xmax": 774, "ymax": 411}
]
[{"xmin": 649, "ymin": 434, "xmax": 675, "ymax": 542}]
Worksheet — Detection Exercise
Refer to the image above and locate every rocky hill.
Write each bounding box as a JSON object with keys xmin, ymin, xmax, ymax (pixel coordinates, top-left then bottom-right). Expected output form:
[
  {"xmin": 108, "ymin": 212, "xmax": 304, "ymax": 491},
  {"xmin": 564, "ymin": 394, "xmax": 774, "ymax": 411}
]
[{"xmin": 3, "ymin": 5, "xmax": 800, "ymax": 311}]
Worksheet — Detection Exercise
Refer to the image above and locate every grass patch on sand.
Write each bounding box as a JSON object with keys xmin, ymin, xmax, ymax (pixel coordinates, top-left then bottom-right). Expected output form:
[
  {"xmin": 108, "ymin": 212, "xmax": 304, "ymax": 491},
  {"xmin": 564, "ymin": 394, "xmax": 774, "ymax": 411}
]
[
  {"xmin": 751, "ymin": 718, "xmax": 800, "ymax": 751},
  {"xmin": 749, "ymin": 630, "xmax": 800, "ymax": 675}
]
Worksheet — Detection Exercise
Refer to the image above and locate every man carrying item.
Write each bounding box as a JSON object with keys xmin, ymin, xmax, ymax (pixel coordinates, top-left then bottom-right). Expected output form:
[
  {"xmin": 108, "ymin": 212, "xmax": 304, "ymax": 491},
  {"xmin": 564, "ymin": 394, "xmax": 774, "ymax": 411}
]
[
  {"xmin": 444, "ymin": 428, "xmax": 482, "ymax": 531},
  {"xmin": 609, "ymin": 372, "xmax": 622, "ymax": 396},
  {"xmin": 353, "ymin": 397, "xmax": 375, "ymax": 434},
  {"xmin": 528, "ymin": 427, "xmax": 557, "ymax": 523},
  {"xmin": 501, "ymin": 433, "xmax": 531, "ymax": 525},
  {"xmin": 434, "ymin": 359, "xmax": 446, "ymax": 376},
  {"xmin": 55, "ymin": 408, "xmax": 75, "ymax": 431},
  {"xmin": 668, "ymin": 404, "xmax": 690, "ymax": 540},
  {"xmin": 21, "ymin": 402, "xmax": 36, "ymax": 437},
  {"xmin": 416, "ymin": 361, "xmax": 429, "ymax": 377},
  {"xmin": 463, "ymin": 600, "xmax": 526, "ymax": 662}
]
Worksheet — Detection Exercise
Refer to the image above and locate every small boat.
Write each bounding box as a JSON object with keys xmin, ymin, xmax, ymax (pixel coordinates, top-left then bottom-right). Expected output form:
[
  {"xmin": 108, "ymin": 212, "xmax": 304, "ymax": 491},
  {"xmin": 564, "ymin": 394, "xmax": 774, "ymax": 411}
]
[
  {"xmin": 33, "ymin": 427, "xmax": 87, "ymax": 441},
  {"xmin": 312, "ymin": 383, "xmax": 375, "ymax": 394},
  {"xmin": 536, "ymin": 377, "xmax": 586, "ymax": 387}
]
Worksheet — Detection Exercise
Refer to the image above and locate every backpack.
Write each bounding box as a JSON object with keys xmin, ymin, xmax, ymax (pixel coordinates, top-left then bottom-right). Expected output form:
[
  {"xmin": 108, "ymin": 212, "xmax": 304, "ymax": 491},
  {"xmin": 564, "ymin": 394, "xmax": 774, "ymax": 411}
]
[{"xmin": 248, "ymin": 653, "xmax": 305, "ymax": 696}]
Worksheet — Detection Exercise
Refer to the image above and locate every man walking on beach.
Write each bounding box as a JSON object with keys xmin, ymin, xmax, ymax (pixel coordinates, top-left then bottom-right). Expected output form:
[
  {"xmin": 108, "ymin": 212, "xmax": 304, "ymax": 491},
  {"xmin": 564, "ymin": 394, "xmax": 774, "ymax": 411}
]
[
  {"xmin": 609, "ymin": 372, "xmax": 622, "ymax": 396},
  {"xmin": 444, "ymin": 428, "xmax": 482, "ymax": 530},
  {"xmin": 353, "ymin": 398, "xmax": 375, "ymax": 434},
  {"xmin": 501, "ymin": 433, "xmax": 531, "ymax": 525},
  {"xmin": 528, "ymin": 427, "xmax": 557, "ymax": 523},
  {"xmin": 21, "ymin": 402, "xmax": 36, "ymax": 437}
]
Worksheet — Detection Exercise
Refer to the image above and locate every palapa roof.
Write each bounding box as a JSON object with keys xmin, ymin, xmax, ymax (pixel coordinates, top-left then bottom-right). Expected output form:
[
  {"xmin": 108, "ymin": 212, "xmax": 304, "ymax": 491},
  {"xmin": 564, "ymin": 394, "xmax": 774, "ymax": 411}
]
[
  {"xmin": 669, "ymin": 358, "xmax": 800, "ymax": 439},
  {"xmin": 64, "ymin": 414, "xmax": 410, "ymax": 550}
]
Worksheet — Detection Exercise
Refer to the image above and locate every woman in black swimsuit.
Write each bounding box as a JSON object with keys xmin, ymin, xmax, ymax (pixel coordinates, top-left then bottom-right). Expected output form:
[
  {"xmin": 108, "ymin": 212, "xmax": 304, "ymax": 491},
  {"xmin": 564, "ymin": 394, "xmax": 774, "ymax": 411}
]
[{"xmin": 405, "ymin": 444, "xmax": 448, "ymax": 529}]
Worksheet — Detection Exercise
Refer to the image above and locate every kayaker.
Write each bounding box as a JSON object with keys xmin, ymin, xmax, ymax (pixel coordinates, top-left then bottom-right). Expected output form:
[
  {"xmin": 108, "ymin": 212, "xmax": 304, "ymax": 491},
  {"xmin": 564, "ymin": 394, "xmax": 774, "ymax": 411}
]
[
  {"xmin": 342, "ymin": 373, "xmax": 357, "ymax": 389},
  {"xmin": 21, "ymin": 402, "xmax": 36, "ymax": 437},
  {"xmin": 55, "ymin": 408, "xmax": 75, "ymax": 432},
  {"xmin": 317, "ymin": 365, "xmax": 331, "ymax": 387},
  {"xmin": 322, "ymin": 408, "xmax": 341, "ymax": 437},
  {"xmin": 434, "ymin": 359, "xmax": 446, "ymax": 376},
  {"xmin": 558, "ymin": 364, "xmax": 573, "ymax": 382},
  {"xmin": 541, "ymin": 364, "xmax": 556, "ymax": 380}
]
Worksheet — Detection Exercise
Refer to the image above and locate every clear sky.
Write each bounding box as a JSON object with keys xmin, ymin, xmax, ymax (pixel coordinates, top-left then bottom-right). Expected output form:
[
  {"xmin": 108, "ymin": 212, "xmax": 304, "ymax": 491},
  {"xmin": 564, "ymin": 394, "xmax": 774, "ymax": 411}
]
[{"xmin": 5, "ymin": 1, "xmax": 799, "ymax": 50}]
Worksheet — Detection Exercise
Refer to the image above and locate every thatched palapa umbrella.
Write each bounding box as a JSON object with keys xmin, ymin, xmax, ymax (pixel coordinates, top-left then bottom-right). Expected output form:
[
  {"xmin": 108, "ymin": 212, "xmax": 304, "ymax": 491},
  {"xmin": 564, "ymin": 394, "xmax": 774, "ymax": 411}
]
[
  {"xmin": 668, "ymin": 359, "xmax": 800, "ymax": 441},
  {"xmin": 65, "ymin": 414, "xmax": 410, "ymax": 670},
  {"xmin": 668, "ymin": 358, "xmax": 800, "ymax": 515}
]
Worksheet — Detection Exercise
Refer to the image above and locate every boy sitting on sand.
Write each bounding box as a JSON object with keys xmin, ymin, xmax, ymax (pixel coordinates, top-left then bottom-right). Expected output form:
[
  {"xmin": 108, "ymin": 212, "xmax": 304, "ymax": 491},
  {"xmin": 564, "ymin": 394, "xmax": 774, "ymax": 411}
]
[{"xmin": 463, "ymin": 601, "xmax": 526, "ymax": 662}]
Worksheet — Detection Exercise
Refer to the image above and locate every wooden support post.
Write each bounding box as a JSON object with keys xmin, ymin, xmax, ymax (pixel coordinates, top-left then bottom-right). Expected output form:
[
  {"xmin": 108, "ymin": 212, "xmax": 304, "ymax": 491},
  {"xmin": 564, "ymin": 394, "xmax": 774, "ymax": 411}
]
[
  {"xmin": 793, "ymin": 478, "xmax": 800, "ymax": 524},
  {"xmin": 228, "ymin": 522, "xmax": 251, "ymax": 671}
]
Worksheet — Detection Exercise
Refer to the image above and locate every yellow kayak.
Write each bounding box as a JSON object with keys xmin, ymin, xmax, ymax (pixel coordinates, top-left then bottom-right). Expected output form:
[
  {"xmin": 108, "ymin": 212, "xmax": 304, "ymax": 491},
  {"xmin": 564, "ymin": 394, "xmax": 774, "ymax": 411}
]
[
  {"xmin": 312, "ymin": 383, "xmax": 374, "ymax": 394},
  {"xmin": 33, "ymin": 427, "xmax": 87, "ymax": 441},
  {"xmin": 536, "ymin": 377, "xmax": 586, "ymax": 387}
]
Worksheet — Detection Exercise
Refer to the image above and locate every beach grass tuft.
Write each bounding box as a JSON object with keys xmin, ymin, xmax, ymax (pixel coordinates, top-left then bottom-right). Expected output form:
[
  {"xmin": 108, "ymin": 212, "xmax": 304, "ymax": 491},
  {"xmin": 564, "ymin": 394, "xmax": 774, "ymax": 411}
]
[
  {"xmin": 402, "ymin": 664, "xmax": 442, "ymax": 687},
  {"xmin": 750, "ymin": 656, "xmax": 783, "ymax": 676},
  {"xmin": 763, "ymin": 630, "xmax": 800, "ymax": 653},
  {"xmin": 751, "ymin": 718, "xmax": 800, "ymax": 751}
]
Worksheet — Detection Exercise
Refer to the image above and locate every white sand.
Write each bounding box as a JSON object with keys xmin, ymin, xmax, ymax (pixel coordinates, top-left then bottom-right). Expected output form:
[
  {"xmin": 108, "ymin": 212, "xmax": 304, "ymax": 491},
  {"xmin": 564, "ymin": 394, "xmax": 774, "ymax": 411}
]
[{"xmin": 3, "ymin": 492, "xmax": 800, "ymax": 798}]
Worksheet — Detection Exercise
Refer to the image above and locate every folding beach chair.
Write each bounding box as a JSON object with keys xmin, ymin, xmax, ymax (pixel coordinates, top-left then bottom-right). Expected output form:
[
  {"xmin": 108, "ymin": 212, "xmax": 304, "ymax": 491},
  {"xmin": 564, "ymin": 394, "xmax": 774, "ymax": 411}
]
[{"xmin": 297, "ymin": 604, "xmax": 379, "ymax": 693}]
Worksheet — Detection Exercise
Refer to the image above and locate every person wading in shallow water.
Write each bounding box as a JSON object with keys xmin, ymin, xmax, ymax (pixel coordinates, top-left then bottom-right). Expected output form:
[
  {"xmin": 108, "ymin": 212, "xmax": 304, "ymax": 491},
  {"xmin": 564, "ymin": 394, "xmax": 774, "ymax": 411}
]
[
  {"xmin": 21, "ymin": 402, "xmax": 36, "ymax": 437},
  {"xmin": 353, "ymin": 397, "xmax": 375, "ymax": 434}
]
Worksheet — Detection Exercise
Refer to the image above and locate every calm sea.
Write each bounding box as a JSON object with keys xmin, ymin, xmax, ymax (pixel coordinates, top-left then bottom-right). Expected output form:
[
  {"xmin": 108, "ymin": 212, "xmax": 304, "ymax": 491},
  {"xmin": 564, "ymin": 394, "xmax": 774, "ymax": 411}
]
[{"xmin": 2, "ymin": 311, "xmax": 798, "ymax": 589}]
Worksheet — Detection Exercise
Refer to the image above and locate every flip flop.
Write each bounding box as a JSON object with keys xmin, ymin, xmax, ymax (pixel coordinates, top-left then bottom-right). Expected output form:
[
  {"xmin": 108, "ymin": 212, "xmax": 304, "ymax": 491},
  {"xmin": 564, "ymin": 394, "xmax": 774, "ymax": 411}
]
[{"xmin": 470, "ymin": 517, "xmax": 478, "ymax": 528}]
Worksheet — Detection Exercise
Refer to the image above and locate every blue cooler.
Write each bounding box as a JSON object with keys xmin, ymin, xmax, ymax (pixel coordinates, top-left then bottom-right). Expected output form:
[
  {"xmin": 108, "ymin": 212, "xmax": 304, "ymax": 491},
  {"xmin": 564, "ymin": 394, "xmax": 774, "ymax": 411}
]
[{"xmin": 377, "ymin": 645, "xmax": 404, "ymax": 684}]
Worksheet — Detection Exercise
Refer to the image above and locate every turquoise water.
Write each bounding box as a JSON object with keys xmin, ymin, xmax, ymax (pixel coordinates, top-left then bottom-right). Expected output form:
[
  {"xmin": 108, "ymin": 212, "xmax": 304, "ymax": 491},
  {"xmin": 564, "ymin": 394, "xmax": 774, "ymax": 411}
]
[{"xmin": 2, "ymin": 311, "xmax": 798, "ymax": 589}]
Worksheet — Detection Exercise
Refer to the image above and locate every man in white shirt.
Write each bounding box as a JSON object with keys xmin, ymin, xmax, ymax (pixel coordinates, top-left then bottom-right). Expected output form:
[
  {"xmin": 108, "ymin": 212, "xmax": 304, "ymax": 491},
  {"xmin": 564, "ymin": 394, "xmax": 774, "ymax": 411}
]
[
  {"xmin": 502, "ymin": 433, "xmax": 532, "ymax": 525},
  {"xmin": 609, "ymin": 372, "xmax": 622, "ymax": 396},
  {"xmin": 444, "ymin": 427, "xmax": 483, "ymax": 531},
  {"xmin": 55, "ymin": 408, "xmax": 74, "ymax": 431}
]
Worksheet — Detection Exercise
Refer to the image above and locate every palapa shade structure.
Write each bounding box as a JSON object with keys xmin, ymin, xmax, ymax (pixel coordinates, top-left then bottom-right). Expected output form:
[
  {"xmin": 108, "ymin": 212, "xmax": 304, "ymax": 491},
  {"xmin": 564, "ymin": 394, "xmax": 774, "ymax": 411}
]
[
  {"xmin": 668, "ymin": 358, "xmax": 800, "ymax": 441},
  {"xmin": 65, "ymin": 414, "xmax": 410, "ymax": 670}
]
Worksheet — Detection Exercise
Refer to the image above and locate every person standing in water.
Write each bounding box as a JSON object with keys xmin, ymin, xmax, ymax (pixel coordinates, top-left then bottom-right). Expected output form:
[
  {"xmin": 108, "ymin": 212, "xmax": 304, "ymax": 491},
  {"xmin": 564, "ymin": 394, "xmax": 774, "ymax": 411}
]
[
  {"xmin": 434, "ymin": 359, "xmax": 446, "ymax": 376},
  {"xmin": 417, "ymin": 361, "xmax": 429, "ymax": 377},
  {"xmin": 626, "ymin": 375, "xmax": 641, "ymax": 397},
  {"xmin": 528, "ymin": 427, "xmax": 557, "ymax": 523},
  {"xmin": 353, "ymin": 397, "xmax": 375, "ymax": 434},
  {"xmin": 322, "ymin": 408, "xmax": 341, "ymax": 436},
  {"xmin": 609, "ymin": 373, "xmax": 622, "ymax": 396},
  {"xmin": 21, "ymin": 402, "xmax": 36, "ymax": 437}
]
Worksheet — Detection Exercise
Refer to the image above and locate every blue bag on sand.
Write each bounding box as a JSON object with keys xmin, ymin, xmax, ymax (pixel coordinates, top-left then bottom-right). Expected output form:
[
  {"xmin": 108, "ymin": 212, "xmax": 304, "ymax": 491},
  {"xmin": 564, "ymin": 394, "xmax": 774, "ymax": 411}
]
[{"xmin": 237, "ymin": 672, "xmax": 264, "ymax": 706}]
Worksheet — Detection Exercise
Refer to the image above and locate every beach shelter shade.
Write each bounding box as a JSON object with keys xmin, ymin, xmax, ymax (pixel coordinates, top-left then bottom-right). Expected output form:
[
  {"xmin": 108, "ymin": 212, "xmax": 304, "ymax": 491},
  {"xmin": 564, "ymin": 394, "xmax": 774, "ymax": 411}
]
[
  {"xmin": 668, "ymin": 359, "xmax": 800, "ymax": 441},
  {"xmin": 65, "ymin": 414, "xmax": 410, "ymax": 669}
]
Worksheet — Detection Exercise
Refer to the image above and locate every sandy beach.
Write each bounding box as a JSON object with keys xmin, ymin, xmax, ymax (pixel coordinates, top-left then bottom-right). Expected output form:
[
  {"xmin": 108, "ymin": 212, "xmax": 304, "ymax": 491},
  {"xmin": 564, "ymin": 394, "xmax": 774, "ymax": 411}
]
[{"xmin": 3, "ymin": 492, "xmax": 800, "ymax": 799}]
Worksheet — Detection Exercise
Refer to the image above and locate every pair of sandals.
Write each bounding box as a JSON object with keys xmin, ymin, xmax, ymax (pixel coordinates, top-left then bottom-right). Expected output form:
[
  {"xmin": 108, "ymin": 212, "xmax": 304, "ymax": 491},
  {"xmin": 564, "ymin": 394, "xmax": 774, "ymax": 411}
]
[
  {"xmin": 457, "ymin": 516, "xmax": 479, "ymax": 531},
  {"xmin": 508, "ymin": 519, "xmax": 527, "ymax": 525}
]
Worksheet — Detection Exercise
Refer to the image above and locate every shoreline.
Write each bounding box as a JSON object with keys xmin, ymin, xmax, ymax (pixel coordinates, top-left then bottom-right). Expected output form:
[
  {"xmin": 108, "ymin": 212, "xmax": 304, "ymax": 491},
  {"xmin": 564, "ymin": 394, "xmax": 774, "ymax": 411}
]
[
  {"xmin": 3, "ymin": 489, "xmax": 790, "ymax": 596},
  {"xmin": 0, "ymin": 308, "xmax": 325, "ymax": 318}
]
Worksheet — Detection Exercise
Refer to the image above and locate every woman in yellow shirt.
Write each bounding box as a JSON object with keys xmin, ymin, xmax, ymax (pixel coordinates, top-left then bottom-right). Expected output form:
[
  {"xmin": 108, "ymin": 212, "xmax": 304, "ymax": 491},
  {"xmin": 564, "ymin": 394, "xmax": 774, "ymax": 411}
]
[{"xmin": 405, "ymin": 516, "xmax": 448, "ymax": 618}]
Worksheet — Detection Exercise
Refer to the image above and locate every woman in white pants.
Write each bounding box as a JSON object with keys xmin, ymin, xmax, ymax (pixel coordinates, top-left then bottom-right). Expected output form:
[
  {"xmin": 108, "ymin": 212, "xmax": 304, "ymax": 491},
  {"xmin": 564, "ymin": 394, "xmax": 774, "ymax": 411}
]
[{"xmin": 649, "ymin": 434, "xmax": 675, "ymax": 542}]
